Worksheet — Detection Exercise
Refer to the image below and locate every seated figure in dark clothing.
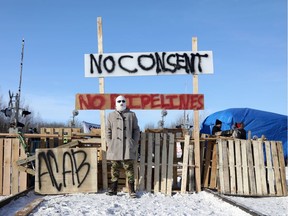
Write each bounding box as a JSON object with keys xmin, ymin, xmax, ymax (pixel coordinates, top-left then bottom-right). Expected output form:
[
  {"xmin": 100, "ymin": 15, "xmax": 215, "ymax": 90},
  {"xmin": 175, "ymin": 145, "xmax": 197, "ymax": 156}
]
[
  {"xmin": 232, "ymin": 122, "xmax": 247, "ymax": 139},
  {"xmin": 212, "ymin": 119, "xmax": 222, "ymax": 135},
  {"xmin": 212, "ymin": 119, "xmax": 233, "ymax": 137}
]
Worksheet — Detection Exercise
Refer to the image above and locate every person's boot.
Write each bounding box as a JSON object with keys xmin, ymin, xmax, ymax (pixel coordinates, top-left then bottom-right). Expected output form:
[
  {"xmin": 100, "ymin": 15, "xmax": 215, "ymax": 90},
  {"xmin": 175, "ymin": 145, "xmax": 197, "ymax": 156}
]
[
  {"xmin": 128, "ymin": 181, "xmax": 137, "ymax": 198},
  {"xmin": 106, "ymin": 181, "xmax": 118, "ymax": 196}
]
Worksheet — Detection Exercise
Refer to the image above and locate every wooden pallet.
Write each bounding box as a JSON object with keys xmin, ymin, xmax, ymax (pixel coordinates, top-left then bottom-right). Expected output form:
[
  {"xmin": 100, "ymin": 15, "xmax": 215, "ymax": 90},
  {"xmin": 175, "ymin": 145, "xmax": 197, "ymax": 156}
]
[
  {"xmin": 138, "ymin": 132, "xmax": 175, "ymax": 195},
  {"xmin": 0, "ymin": 138, "xmax": 27, "ymax": 195},
  {"xmin": 217, "ymin": 139, "xmax": 287, "ymax": 196}
]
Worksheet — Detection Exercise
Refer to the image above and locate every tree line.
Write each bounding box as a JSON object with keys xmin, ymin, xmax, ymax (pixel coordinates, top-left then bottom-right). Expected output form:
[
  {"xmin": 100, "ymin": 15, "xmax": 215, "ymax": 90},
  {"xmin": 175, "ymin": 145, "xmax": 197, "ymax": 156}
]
[{"xmin": 0, "ymin": 94, "xmax": 72, "ymax": 133}]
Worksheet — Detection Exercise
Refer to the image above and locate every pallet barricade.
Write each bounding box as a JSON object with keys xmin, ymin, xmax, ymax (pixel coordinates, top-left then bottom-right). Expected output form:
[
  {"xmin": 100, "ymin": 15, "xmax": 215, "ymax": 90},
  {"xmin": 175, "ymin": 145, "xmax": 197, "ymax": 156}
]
[
  {"xmin": 200, "ymin": 138, "xmax": 287, "ymax": 196},
  {"xmin": 1, "ymin": 131, "xmax": 286, "ymax": 197},
  {"xmin": 0, "ymin": 128, "xmax": 101, "ymax": 195}
]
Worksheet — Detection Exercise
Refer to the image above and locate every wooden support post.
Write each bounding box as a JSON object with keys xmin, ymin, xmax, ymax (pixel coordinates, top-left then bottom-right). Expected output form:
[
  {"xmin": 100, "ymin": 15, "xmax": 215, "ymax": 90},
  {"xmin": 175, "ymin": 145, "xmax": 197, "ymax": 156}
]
[
  {"xmin": 181, "ymin": 135, "xmax": 190, "ymax": 194},
  {"xmin": 192, "ymin": 37, "xmax": 201, "ymax": 192},
  {"xmin": 97, "ymin": 17, "xmax": 108, "ymax": 190},
  {"xmin": 0, "ymin": 139, "xmax": 3, "ymax": 194}
]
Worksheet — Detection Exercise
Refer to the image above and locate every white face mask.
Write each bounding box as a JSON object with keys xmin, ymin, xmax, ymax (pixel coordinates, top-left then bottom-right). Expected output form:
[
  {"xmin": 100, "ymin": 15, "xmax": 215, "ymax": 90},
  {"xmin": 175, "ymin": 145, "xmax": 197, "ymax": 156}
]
[{"xmin": 115, "ymin": 95, "xmax": 126, "ymax": 112}]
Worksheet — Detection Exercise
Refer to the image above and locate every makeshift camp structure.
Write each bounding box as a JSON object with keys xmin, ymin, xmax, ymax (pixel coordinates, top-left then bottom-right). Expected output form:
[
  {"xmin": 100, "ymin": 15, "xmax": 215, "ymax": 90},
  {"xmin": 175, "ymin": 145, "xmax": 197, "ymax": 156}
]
[{"xmin": 200, "ymin": 108, "xmax": 288, "ymax": 162}]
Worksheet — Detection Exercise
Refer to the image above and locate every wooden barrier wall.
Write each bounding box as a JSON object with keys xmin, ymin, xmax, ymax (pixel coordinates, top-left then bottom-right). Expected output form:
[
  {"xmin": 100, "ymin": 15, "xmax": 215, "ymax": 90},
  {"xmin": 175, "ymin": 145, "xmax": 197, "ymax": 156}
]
[
  {"xmin": 0, "ymin": 128, "xmax": 89, "ymax": 195},
  {"xmin": 200, "ymin": 138, "xmax": 287, "ymax": 196},
  {"xmin": 0, "ymin": 131, "xmax": 286, "ymax": 197},
  {"xmin": 0, "ymin": 138, "xmax": 27, "ymax": 195}
]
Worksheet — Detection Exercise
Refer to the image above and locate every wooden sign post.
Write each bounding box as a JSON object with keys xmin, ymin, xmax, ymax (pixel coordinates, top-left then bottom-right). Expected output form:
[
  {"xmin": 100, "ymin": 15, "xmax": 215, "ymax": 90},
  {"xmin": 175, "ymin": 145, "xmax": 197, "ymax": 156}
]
[
  {"xmin": 97, "ymin": 17, "xmax": 108, "ymax": 190},
  {"xmin": 192, "ymin": 37, "xmax": 201, "ymax": 192}
]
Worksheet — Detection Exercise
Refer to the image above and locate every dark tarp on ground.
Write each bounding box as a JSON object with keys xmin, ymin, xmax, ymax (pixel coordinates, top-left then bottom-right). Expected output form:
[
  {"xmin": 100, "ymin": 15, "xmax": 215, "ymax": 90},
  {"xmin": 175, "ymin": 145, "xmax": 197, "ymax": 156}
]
[{"xmin": 200, "ymin": 108, "xmax": 288, "ymax": 161}]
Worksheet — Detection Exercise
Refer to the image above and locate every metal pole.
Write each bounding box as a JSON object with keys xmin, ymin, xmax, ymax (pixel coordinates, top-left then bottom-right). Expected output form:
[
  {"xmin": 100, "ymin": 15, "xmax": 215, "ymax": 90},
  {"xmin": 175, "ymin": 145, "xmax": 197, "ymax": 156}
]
[{"xmin": 15, "ymin": 39, "xmax": 25, "ymax": 127}]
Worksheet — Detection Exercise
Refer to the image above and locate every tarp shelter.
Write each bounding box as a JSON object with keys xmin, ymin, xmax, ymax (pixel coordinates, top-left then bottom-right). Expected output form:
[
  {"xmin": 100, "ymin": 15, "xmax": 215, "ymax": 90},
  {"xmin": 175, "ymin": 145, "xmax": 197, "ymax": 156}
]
[{"xmin": 200, "ymin": 108, "xmax": 288, "ymax": 161}]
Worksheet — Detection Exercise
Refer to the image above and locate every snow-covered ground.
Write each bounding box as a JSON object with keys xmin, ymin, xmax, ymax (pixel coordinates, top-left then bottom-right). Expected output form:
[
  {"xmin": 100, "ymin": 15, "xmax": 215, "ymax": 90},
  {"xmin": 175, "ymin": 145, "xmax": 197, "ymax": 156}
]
[
  {"xmin": 1, "ymin": 189, "xmax": 288, "ymax": 216},
  {"xmin": 0, "ymin": 167, "xmax": 287, "ymax": 216}
]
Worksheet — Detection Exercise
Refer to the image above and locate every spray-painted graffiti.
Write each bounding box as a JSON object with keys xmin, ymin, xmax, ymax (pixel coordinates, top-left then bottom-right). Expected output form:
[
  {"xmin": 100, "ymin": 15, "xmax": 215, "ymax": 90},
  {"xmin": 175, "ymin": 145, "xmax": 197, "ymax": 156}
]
[
  {"xmin": 35, "ymin": 148, "xmax": 98, "ymax": 194},
  {"xmin": 75, "ymin": 93, "xmax": 204, "ymax": 110},
  {"xmin": 84, "ymin": 51, "xmax": 213, "ymax": 77}
]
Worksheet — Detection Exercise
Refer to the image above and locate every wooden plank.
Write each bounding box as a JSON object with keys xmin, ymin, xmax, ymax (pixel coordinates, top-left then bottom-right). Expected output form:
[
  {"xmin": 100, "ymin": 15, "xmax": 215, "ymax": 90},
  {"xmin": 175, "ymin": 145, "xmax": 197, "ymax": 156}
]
[
  {"xmin": 264, "ymin": 141, "xmax": 275, "ymax": 195},
  {"xmin": 252, "ymin": 140, "xmax": 262, "ymax": 195},
  {"xmin": 15, "ymin": 198, "xmax": 44, "ymax": 216},
  {"xmin": 11, "ymin": 139, "xmax": 20, "ymax": 194},
  {"xmin": 18, "ymin": 166, "xmax": 35, "ymax": 175},
  {"xmin": 160, "ymin": 133, "xmax": 167, "ymax": 194},
  {"xmin": 258, "ymin": 140, "xmax": 267, "ymax": 195},
  {"xmin": 19, "ymin": 141, "xmax": 27, "ymax": 192},
  {"xmin": 235, "ymin": 139, "xmax": 243, "ymax": 195},
  {"xmin": 192, "ymin": 36, "xmax": 201, "ymax": 193},
  {"xmin": 172, "ymin": 138, "xmax": 178, "ymax": 190},
  {"xmin": 154, "ymin": 133, "xmax": 160, "ymax": 193},
  {"xmin": 181, "ymin": 135, "xmax": 190, "ymax": 194},
  {"xmin": 0, "ymin": 139, "xmax": 3, "ymax": 194},
  {"xmin": 276, "ymin": 141, "xmax": 287, "ymax": 196},
  {"xmin": 166, "ymin": 133, "xmax": 175, "ymax": 196},
  {"xmin": 94, "ymin": 147, "xmax": 98, "ymax": 192},
  {"xmin": 241, "ymin": 140, "xmax": 249, "ymax": 195},
  {"xmin": 246, "ymin": 140, "xmax": 256, "ymax": 194},
  {"xmin": 188, "ymin": 139, "xmax": 195, "ymax": 192},
  {"xmin": 228, "ymin": 140, "xmax": 236, "ymax": 194},
  {"xmin": 3, "ymin": 139, "xmax": 12, "ymax": 195},
  {"xmin": 209, "ymin": 142, "xmax": 218, "ymax": 188},
  {"xmin": 134, "ymin": 146, "xmax": 139, "ymax": 190},
  {"xmin": 203, "ymin": 140, "xmax": 212, "ymax": 187},
  {"xmin": 17, "ymin": 155, "xmax": 35, "ymax": 166},
  {"xmin": 48, "ymin": 128, "xmax": 55, "ymax": 148},
  {"xmin": 217, "ymin": 140, "xmax": 225, "ymax": 193},
  {"xmin": 139, "ymin": 133, "xmax": 146, "ymax": 191},
  {"xmin": 222, "ymin": 140, "xmax": 230, "ymax": 193},
  {"xmin": 40, "ymin": 128, "xmax": 46, "ymax": 148},
  {"xmin": 271, "ymin": 141, "xmax": 282, "ymax": 195},
  {"xmin": 146, "ymin": 133, "xmax": 153, "ymax": 192},
  {"xmin": 97, "ymin": 17, "xmax": 108, "ymax": 190},
  {"xmin": 199, "ymin": 141, "xmax": 205, "ymax": 181},
  {"xmin": 55, "ymin": 128, "xmax": 63, "ymax": 146}
]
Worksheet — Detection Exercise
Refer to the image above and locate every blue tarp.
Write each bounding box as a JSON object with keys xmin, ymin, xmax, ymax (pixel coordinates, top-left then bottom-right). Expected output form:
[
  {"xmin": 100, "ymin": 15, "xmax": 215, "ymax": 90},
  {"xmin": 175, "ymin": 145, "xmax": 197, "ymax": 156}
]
[{"xmin": 200, "ymin": 108, "xmax": 288, "ymax": 161}]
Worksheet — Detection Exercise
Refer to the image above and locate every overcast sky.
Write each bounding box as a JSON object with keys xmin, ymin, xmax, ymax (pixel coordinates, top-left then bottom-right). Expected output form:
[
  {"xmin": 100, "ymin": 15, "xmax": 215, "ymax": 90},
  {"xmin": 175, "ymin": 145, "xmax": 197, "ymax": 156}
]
[{"xmin": 0, "ymin": 0, "xmax": 286, "ymax": 129}]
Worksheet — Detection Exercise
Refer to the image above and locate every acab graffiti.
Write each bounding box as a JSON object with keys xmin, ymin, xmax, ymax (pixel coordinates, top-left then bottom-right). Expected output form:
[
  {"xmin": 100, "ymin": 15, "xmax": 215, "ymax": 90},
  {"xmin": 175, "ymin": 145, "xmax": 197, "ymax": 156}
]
[{"xmin": 35, "ymin": 148, "xmax": 97, "ymax": 194}]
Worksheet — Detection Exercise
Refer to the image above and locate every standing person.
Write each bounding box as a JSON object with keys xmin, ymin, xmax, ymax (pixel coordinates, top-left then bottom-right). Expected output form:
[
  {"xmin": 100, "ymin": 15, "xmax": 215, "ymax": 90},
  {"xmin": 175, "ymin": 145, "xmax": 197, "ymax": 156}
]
[
  {"xmin": 105, "ymin": 95, "xmax": 140, "ymax": 198},
  {"xmin": 212, "ymin": 119, "xmax": 222, "ymax": 135}
]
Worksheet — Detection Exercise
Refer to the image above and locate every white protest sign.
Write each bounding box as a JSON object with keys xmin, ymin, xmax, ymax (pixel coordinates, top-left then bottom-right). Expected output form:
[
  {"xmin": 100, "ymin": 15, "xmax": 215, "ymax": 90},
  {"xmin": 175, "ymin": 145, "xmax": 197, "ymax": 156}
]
[{"xmin": 84, "ymin": 51, "xmax": 213, "ymax": 77}]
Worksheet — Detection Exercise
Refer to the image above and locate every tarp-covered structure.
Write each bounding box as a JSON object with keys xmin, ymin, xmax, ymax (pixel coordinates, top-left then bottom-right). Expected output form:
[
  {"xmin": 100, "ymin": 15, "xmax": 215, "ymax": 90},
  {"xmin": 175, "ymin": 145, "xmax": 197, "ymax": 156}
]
[{"xmin": 200, "ymin": 108, "xmax": 288, "ymax": 161}]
